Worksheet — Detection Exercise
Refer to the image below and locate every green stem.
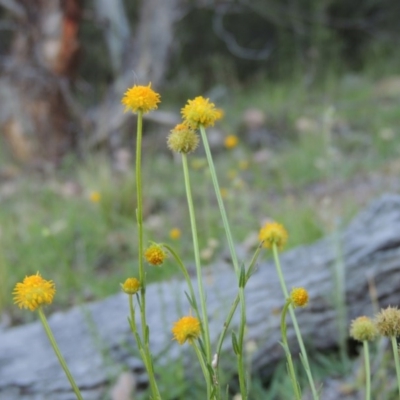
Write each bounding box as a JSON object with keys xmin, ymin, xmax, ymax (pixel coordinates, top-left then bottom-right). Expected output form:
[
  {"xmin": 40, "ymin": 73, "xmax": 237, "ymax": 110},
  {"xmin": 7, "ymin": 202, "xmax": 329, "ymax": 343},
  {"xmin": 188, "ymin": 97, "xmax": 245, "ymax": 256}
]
[
  {"xmin": 135, "ymin": 110, "xmax": 161, "ymax": 400},
  {"xmin": 391, "ymin": 336, "xmax": 400, "ymax": 399},
  {"xmin": 272, "ymin": 244, "xmax": 319, "ymax": 400},
  {"xmin": 199, "ymin": 125, "xmax": 248, "ymax": 398},
  {"xmin": 37, "ymin": 308, "xmax": 83, "ymax": 400},
  {"xmin": 363, "ymin": 341, "xmax": 371, "ymax": 400},
  {"xmin": 280, "ymin": 300, "xmax": 302, "ymax": 400},
  {"xmin": 192, "ymin": 341, "xmax": 212, "ymax": 399},
  {"xmin": 181, "ymin": 154, "xmax": 211, "ymax": 363}
]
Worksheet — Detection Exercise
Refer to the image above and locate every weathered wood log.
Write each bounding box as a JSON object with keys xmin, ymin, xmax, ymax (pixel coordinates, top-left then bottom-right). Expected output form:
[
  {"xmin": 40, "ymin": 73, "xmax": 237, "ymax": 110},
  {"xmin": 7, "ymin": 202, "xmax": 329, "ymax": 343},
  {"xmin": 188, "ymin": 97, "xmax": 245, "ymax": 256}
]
[{"xmin": 1, "ymin": 194, "xmax": 400, "ymax": 399}]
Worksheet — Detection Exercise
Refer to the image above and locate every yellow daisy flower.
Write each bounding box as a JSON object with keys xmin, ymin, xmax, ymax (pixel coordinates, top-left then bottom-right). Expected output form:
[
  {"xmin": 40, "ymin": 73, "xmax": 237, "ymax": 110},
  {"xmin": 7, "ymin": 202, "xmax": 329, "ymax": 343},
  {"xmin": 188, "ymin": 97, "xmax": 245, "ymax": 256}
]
[
  {"xmin": 172, "ymin": 315, "xmax": 201, "ymax": 345},
  {"xmin": 121, "ymin": 277, "xmax": 141, "ymax": 295},
  {"xmin": 258, "ymin": 221, "xmax": 288, "ymax": 251},
  {"xmin": 144, "ymin": 243, "xmax": 167, "ymax": 266},
  {"xmin": 290, "ymin": 287, "xmax": 309, "ymax": 308},
  {"xmin": 13, "ymin": 272, "xmax": 56, "ymax": 311},
  {"xmin": 121, "ymin": 83, "xmax": 161, "ymax": 114},
  {"xmin": 181, "ymin": 96, "xmax": 222, "ymax": 128}
]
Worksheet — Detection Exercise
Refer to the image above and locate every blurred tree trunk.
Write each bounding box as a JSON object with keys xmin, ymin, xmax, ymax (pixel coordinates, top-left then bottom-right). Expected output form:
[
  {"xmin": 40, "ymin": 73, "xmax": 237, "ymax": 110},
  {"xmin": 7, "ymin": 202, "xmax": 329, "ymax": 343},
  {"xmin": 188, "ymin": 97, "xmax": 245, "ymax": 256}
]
[
  {"xmin": 88, "ymin": 0, "xmax": 182, "ymax": 148},
  {"xmin": 0, "ymin": 0, "xmax": 82, "ymax": 165},
  {"xmin": 0, "ymin": 0, "xmax": 182, "ymax": 163}
]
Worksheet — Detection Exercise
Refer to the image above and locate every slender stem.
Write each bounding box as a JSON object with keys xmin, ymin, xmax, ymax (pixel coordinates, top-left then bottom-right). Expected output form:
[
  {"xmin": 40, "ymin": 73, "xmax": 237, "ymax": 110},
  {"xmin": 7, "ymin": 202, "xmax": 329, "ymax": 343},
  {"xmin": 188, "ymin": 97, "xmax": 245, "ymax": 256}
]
[
  {"xmin": 391, "ymin": 336, "xmax": 400, "ymax": 399},
  {"xmin": 135, "ymin": 111, "xmax": 161, "ymax": 399},
  {"xmin": 214, "ymin": 244, "xmax": 263, "ymax": 392},
  {"xmin": 192, "ymin": 341, "xmax": 212, "ymax": 399},
  {"xmin": 199, "ymin": 125, "xmax": 248, "ymax": 398},
  {"xmin": 37, "ymin": 308, "xmax": 83, "ymax": 400},
  {"xmin": 199, "ymin": 126, "xmax": 240, "ymax": 276},
  {"xmin": 363, "ymin": 341, "xmax": 371, "ymax": 400},
  {"xmin": 280, "ymin": 301, "xmax": 302, "ymax": 400},
  {"xmin": 181, "ymin": 154, "xmax": 211, "ymax": 363},
  {"xmin": 272, "ymin": 244, "xmax": 319, "ymax": 400}
]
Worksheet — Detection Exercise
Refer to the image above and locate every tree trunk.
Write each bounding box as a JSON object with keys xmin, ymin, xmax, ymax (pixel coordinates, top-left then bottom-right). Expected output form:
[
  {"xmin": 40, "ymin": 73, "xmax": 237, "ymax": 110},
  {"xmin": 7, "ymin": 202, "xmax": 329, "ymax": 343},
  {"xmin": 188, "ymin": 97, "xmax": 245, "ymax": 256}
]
[
  {"xmin": 1, "ymin": 194, "xmax": 400, "ymax": 399},
  {"xmin": 0, "ymin": 0, "xmax": 82, "ymax": 165}
]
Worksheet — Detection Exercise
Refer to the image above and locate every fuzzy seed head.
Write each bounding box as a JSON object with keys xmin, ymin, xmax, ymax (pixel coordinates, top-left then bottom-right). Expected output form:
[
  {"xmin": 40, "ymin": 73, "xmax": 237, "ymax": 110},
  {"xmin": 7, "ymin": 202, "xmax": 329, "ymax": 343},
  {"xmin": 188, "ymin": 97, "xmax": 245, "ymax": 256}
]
[
  {"xmin": 167, "ymin": 123, "xmax": 199, "ymax": 154},
  {"xmin": 375, "ymin": 306, "xmax": 400, "ymax": 337},
  {"xmin": 350, "ymin": 316, "xmax": 378, "ymax": 342}
]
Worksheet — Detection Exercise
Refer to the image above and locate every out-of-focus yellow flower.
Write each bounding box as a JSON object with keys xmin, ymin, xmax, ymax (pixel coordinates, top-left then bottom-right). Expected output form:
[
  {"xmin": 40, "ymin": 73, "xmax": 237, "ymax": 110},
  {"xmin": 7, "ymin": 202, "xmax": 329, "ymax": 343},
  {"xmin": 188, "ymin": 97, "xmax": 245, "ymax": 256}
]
[
  {"xmin": 259, "ymin": 221, "xmax": 288, "ymax": 251},
  {"xmin": 167, "ymin": 123, "xmax": 199, "ymax": 154},
  {"xmin": 121, "ymin": 83, "xmax": 161, "ymax": 114},
  {"xmin": 224, "ymin": 135, "xmax": 239, "ymax": 149},
  {"xmin": 172, "ymin": 315, "xmax": 201, "ymax": 345},
  {"xmin": 121, "ymin": 277, "xmax": 141, "ymax": 295},
  {"xmin": 190, "ymin": 157, "xmax": 207, "ymax": 170},
  {"xmin": 290, "ymin": 287, "xmax": 309, "ymax": 307},
  {"xmin": 89, "ymin": 191, "xmax": 101, "ymax": 203},
  {"xmin": 13, "ymin": 272, "xmax": 55, "ymax": 311},
  {"xmin": 181, "ymin": 96, "xmax": 222, "ymax": 128},
  {"xmin": 220, "ymin": 187, "xmax": 228, "ymax": 199},
  {"xmin": 238, "ymin": 160, "xmax": 249, "ymax": 170},
  {"xmin": 228, "ymin": 169, "xmax": 237, "ymax": 180},
  {"xmin": 169, "ymin": 228, "xmax": 181, "ymax": 240},
  {"xmin": 144, "ymin": 243, "xmax": 167, "ymax": 266}
]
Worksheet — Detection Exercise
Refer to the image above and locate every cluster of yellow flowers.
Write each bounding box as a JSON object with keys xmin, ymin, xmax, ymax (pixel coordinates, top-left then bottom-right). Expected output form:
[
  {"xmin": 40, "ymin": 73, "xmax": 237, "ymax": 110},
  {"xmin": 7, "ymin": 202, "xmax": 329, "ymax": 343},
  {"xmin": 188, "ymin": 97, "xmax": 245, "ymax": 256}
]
[{"xmin": 13, "ymin": 82, "xmax": 316, "ymax": 399}]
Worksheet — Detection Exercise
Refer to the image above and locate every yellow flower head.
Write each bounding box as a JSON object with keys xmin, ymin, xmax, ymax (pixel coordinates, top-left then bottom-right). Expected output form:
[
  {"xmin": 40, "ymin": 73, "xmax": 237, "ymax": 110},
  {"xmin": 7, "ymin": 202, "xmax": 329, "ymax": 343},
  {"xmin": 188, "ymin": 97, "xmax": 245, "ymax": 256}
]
[
  {"xmin": 181, "ymin": 96, "xmax": 222, "ymax": 128},
  {"xmin": 375, "ymin": 306, "xmax": 400, "ymax": 337},
  {"xmin": 290, "ymin": 287, "xmax": 309, "ymax": 308},
  {"xmin": 121, "ymin": 277, "xmax": 141, "ymax": 295},
  {"xmin": 121, "ymin": 83, "xmax": 161, "ymax": 114},
  {"xmin": 89, "ymin": 191, "xmax": 101, "ymax": 203},
  {"xmin": 167, "ymin": 123, "xmax": 200, "ymax": 154},
  {"xmin": 169, "ymin": 228, "xmax": 181, "ymax": 240},
  {"xmin": 172, "ymin": 315, "xmax": 201, "ymax": 345},
  {"xmin": 350, "ymin": 316, "xmax": 378, "ymax": 342},
  {"xmin": 258, "ymin": 221, "xmax": 288, "ymax": 251},
  {"xmin": 13, "ymin": 272, "xmax": 55, "ymax": 311},
  {"xmin": 224, "ymin": 135, "xmax": 239, "ymax": 149},
  {"xmin": 144, "ymin": 243, "xmax": 167, "ymax": 266}
]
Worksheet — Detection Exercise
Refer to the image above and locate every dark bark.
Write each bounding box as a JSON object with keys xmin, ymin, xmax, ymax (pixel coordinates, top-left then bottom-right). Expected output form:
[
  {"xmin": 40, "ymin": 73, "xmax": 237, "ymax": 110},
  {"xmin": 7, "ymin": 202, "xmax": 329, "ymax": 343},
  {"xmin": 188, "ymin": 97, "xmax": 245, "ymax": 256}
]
[{"xmin": 1, "ymin": 194, "xmax": 400, "ymax": 399}]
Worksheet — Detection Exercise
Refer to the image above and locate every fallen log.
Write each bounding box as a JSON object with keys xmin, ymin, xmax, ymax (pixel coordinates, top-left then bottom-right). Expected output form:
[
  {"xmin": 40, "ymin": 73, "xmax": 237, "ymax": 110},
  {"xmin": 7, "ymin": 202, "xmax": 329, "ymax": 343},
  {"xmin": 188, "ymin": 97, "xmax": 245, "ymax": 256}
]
[{"xmin": 1, "ymin": 194, "xmax": 400, "ymax": 399}]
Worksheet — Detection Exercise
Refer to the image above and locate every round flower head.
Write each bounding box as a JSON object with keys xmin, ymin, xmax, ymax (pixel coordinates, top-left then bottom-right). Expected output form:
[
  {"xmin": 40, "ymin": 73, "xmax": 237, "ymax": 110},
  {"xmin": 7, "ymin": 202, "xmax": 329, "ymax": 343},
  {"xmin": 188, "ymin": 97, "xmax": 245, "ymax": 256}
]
[
  {"xmin": 350, "ymin": 316, "xmax": 378, "ymax": 342},
  {"xmin": 258, "ymin": 221, "xmax": 288, "ymax": 251},
  {"xmin": 375, "ymin": 306, "xmax": 400, "ymax": 337},
  {"xmin": 13, "ymin": 272, "xmax": 55, "ymax": 311},
  {"xmin": 144, "ymin": 243, "xmax": 167, "ymax": 266},
  {"xmin": 181, "ymin": 96, "xmax": 222, "ymax": 128},
  {"xmin": 167, "ymin": 123, "xmax": 200, "ymax": 154},
  {"xmin": 121, "ymin": 277, "xmax": 141, "ymax": 295},
  {"xmin": 224, "ymin": 135, "xmax": 239, "ymax": 149},
  {"xmin": 172, "ymin": 315, "xmax": 201, "ymax": 345},
  {"xmin": 290, "ymin": 287, "xmax": 309, "ymax": 308},
  {"xmin": 121, "ymin": 83, "xmax": 161, "ymax": 114}
]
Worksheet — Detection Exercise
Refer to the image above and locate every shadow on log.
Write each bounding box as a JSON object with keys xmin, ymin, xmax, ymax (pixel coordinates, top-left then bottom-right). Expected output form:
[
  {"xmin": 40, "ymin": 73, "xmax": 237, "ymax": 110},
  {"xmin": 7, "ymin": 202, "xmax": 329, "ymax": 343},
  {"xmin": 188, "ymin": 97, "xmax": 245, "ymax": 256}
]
[{"xmin": 1, "ymin": 194, "xmax": 400, "ymax": 399}]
